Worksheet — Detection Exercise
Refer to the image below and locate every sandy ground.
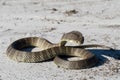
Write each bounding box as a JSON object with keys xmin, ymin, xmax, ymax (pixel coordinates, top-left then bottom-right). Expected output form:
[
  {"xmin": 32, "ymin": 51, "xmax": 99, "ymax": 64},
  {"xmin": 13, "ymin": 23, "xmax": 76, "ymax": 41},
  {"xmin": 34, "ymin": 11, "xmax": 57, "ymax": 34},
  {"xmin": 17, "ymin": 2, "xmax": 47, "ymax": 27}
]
[{"xmin": 0, "ymin": 0, "xmax": 120, "ymax": 80}]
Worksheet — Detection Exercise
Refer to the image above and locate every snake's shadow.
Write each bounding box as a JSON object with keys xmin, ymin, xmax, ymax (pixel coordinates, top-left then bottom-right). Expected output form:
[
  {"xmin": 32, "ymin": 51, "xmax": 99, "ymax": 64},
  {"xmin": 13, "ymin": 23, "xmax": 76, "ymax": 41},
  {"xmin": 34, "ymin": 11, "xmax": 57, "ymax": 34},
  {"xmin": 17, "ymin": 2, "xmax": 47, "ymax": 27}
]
[
  {"xmin": 21, "ymin": 46, "xmax": 120, "ymax": 66},
  {"xmin": 87, "ymin": 49, "xmax": 120, "ymax": 67}
]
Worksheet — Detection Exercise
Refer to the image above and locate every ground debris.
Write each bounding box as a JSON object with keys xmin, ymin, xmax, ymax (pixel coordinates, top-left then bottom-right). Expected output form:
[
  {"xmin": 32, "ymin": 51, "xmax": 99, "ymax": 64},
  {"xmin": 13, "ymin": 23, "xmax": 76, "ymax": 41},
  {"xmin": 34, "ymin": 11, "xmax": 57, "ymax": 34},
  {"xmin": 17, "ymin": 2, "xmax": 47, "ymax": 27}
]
[{"xmin": 64, "ymin": 9, "xmax": 78, "ymax": 16}]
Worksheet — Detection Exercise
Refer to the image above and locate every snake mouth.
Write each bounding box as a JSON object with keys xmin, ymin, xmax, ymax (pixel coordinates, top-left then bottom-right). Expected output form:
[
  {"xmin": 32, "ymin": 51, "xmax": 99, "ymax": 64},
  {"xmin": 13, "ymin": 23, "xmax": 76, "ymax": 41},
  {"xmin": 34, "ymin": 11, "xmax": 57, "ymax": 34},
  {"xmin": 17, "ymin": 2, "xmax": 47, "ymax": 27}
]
[{"xmin": 60, "ymin": 39, "xmax": 83, "ymax": 46}]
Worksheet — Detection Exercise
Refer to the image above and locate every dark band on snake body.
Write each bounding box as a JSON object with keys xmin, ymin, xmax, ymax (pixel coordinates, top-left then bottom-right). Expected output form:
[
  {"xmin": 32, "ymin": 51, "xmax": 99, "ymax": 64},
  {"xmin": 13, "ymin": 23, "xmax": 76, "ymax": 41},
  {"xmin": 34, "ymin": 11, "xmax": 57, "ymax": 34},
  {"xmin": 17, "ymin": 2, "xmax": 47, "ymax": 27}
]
[
  {"xmin": 54, "ymin": 55, "xmax": 98, "ymax": 69},
  {"xmin": 6, "ymin": 37, "xmax": 59, "ymax": 62}
]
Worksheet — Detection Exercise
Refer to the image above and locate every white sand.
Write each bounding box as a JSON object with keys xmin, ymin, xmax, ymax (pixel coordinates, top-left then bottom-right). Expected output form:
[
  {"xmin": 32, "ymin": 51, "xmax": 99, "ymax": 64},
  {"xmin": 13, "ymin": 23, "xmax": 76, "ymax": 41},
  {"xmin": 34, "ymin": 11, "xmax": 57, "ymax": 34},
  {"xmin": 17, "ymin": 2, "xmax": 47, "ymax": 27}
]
[{"xmin": 0, "ymin": 0, "xmax": 120, "ymax": 80}]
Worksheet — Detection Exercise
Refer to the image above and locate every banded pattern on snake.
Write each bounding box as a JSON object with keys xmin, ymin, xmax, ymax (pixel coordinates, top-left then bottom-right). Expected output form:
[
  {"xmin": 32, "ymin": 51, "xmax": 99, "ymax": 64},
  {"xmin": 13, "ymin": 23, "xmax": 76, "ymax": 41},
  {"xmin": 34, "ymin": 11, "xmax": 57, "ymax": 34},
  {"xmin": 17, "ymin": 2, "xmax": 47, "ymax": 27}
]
[{"xmin": 6, "ymin": 31, "xmax": 112, "ymax": 69}]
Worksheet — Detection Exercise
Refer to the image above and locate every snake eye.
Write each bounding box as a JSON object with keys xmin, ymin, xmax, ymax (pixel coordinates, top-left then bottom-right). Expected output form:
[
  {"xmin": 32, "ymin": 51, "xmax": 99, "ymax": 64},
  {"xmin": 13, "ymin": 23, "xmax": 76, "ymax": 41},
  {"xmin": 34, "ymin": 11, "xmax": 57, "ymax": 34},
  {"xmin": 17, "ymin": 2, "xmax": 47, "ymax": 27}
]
[{"xmin": 81, "ymin": 37, "xmax": 84, "ymax": 44}]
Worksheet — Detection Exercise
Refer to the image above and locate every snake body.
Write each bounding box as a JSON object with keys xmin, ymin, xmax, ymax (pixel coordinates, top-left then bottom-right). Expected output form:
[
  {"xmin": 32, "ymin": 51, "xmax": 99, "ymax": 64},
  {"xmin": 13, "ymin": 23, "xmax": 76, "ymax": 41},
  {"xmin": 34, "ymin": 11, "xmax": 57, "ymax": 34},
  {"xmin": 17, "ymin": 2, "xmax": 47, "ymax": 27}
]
[{"xmin": 6, "ymin": 31, "xmax": 111, "ymax": 69}]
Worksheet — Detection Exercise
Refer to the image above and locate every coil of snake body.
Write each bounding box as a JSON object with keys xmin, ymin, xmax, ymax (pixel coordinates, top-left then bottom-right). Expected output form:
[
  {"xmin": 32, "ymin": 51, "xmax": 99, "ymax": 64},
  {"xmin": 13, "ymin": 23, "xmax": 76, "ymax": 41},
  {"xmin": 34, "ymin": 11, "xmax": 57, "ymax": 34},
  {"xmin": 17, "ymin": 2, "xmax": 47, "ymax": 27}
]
[{"xmin": 6, "ymin": 31, "xmax": 112, "ymax": 69}]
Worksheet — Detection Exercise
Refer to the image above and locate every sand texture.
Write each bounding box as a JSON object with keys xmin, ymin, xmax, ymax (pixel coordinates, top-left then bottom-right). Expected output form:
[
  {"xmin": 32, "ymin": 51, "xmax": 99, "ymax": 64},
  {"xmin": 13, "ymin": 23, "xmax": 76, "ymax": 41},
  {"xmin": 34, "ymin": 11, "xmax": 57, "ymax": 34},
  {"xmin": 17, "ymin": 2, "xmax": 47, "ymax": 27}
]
[{"xmin": 0, "ymin": 0, "xmax": 120, "ymax": 80}]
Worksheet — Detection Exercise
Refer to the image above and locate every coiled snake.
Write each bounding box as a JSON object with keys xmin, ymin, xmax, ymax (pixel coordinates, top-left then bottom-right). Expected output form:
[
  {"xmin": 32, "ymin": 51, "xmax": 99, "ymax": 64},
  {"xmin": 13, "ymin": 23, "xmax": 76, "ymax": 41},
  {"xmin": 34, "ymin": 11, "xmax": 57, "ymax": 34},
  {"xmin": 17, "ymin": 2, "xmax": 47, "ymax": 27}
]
[{"xmin": 6, "ymin": 31, "xmax": 112, "ymax": 69}]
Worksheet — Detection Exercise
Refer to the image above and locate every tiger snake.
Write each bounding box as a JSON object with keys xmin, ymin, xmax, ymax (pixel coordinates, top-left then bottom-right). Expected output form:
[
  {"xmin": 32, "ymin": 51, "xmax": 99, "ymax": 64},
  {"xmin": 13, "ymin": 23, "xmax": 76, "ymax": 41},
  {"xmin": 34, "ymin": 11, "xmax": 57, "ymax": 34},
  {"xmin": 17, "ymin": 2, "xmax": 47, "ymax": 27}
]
[{"xmin": 6, "ymin": 31, "xmax": 112, "ymax": 69}]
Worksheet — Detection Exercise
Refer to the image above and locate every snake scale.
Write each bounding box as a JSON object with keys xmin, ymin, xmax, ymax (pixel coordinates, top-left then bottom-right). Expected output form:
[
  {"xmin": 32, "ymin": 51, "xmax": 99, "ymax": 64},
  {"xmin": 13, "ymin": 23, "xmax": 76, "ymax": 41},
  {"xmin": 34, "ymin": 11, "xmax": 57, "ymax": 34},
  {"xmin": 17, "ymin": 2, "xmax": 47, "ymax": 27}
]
[{"xmin": 6, "ymin": 31, "xmax": 112, "ymax": 69}]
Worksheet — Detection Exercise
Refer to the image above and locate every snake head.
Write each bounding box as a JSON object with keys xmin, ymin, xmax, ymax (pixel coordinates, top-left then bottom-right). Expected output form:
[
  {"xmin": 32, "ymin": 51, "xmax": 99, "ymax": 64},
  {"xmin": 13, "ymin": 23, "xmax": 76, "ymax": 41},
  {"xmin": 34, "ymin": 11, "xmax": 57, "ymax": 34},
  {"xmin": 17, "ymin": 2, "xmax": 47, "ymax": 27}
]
[{"xmin": 60, "ymin": 31, "xmax": 84, "ymax": 46}]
